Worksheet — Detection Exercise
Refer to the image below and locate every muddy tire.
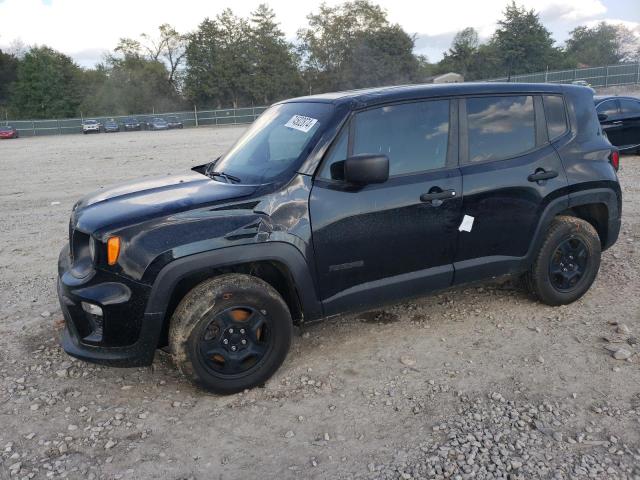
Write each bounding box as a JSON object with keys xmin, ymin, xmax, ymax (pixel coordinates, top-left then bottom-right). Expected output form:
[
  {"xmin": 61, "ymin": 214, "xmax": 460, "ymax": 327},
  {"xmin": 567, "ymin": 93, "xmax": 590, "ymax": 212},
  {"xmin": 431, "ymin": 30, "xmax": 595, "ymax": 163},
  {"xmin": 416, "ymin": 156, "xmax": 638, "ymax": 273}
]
[
  {"xmin": 525, "ymin": 215, "xmax": 601, "ymax": 306},
  {"xmin": 169, "ymin": 274, "xmax": 292, "ymax": 394}
]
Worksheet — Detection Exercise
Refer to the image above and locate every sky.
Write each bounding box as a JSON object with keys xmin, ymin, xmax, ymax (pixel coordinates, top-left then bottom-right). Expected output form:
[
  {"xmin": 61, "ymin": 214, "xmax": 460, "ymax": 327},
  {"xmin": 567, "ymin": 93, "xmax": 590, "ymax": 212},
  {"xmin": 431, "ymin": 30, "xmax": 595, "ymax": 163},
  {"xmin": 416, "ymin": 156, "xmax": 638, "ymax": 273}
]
[{"xmin": 0, "ymin": 0, "xmax": 638, "ymax": 67}]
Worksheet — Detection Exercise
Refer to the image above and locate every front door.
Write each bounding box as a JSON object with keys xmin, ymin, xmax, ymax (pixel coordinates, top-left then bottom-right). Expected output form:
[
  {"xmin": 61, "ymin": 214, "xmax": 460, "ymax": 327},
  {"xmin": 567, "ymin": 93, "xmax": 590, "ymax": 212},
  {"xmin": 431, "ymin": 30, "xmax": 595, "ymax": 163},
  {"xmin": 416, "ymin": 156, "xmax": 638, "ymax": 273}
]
[{"xmin": 310, "ymin": 99, "xmax": 462, "ymax": 316}]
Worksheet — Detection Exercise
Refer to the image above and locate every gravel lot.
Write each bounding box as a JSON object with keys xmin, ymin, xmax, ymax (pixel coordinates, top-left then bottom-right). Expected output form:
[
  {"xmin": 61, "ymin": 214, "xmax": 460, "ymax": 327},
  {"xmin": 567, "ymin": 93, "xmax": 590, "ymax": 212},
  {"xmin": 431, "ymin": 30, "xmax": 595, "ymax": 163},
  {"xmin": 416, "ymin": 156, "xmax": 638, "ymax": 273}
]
[{"xmin": 0, "ymin": 127, "xmax": 639, "ymax": 480}]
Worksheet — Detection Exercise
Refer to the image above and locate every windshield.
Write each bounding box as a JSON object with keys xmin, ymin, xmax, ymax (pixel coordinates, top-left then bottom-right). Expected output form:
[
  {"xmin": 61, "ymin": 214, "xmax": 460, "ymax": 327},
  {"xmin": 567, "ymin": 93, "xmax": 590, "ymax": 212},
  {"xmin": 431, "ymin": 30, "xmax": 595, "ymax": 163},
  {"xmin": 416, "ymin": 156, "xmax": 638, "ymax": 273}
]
[
  {"xmin": 212, "ymin": 102, "xmax": 334, "ymax": 184},
  {"xmin": 85, "ymin": 120, "xmax": 97, "ymax": 124},
  {"xmin": 0, "ymin": 126, "xmax": 13, "ymax": 131}
]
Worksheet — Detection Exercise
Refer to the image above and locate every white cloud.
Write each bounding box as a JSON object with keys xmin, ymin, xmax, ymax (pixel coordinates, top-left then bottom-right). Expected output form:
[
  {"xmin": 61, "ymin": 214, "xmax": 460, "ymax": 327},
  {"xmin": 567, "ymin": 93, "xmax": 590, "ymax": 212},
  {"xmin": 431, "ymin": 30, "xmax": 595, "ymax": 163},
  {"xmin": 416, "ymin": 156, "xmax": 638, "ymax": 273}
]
[{"xmin": 0, "ymin": 0, "xmax": 622, "ymax": 66}]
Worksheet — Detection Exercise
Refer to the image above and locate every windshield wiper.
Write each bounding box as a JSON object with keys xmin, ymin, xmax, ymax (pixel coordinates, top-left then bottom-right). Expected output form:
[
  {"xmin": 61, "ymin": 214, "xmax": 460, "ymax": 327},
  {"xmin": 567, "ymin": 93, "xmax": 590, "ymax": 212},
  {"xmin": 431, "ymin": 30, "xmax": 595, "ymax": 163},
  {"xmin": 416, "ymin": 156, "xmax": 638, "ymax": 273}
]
[{"xmin": 208, "ymin": 171, "xmax": 242, "ymax": 184}]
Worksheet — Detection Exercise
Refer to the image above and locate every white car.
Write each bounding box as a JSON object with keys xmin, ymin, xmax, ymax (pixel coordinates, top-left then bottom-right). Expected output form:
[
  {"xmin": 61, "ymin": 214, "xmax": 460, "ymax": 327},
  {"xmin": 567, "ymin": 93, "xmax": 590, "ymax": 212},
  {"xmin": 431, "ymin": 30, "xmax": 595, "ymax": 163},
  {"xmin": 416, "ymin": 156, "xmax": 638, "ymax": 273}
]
[{"xmin": 82, "ymin": 119, "xmax": 101, "ymax": 134}]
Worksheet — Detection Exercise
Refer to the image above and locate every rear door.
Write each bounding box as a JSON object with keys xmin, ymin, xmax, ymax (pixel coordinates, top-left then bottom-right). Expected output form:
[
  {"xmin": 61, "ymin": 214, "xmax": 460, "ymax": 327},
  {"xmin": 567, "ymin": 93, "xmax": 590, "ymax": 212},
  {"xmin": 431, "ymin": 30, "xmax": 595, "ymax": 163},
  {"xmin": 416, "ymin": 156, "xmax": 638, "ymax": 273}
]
[
  {"xmin": 618, "ymin": 98, "xmax": 640, "ymax": 150},
  {"xmin": 310, "ymin": 99, "xmax": 462, "ymax": 315},
  {"xmin": 454, "ymin": 94, "xmax": 569, "ymax": 283},
  {"xmin": 596, "ymin": 99, "xmax": 624, "ymax": 148}
]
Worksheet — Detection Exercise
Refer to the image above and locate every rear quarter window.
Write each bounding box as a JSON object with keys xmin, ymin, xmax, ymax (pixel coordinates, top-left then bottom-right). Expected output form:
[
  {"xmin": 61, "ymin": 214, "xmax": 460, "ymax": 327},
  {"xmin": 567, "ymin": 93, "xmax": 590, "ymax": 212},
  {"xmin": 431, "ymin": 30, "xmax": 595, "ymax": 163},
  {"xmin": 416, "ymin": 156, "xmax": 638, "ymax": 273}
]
[{"xmin": 543, "ymin": 95, "xmax": 568, "ymax": 140}]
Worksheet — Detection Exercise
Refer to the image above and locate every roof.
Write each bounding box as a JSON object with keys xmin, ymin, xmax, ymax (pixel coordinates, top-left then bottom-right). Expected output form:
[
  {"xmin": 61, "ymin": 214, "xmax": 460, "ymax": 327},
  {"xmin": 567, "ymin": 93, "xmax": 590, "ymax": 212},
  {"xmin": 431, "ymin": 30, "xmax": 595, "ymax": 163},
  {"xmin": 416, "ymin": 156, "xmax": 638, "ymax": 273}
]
[{"xmin": 283, "ymin": 82, "xmax": 573, "ymax": 109}]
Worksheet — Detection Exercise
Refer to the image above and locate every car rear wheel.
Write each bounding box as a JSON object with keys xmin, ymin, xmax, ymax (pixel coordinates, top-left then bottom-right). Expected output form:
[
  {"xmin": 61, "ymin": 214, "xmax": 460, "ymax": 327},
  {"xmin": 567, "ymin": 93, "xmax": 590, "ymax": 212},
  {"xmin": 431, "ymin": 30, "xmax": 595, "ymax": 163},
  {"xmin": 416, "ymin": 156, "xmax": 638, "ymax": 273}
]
[
  {"xmin": 169, "ymin": 274, "xmax": 292, "ymax": 394},
  {"xmin": 525, "ymin": 215, "xmax": 601, "ymax": 306}
]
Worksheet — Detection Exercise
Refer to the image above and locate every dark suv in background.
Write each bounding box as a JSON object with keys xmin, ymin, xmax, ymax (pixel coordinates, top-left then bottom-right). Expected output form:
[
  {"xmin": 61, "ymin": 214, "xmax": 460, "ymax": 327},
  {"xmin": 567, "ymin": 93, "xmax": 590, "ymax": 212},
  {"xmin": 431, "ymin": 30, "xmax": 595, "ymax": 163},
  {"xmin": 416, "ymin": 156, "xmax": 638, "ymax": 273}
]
[
  {"xmin": 595, "ymin": 95, "xmax": 640, "ymax": 153},
  {"xmin": 57, "ymin": 83, "xmax": 621, "ymax": 394}
]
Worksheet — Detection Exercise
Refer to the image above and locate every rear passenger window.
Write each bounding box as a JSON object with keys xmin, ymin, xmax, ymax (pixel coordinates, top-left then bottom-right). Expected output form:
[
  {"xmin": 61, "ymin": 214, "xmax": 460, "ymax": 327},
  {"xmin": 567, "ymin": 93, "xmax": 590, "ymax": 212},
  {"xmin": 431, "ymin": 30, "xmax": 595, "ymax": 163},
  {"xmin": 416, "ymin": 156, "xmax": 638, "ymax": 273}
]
[
  {"xmin": 466, "ymin": 96, "xmax": 535, "ymax": 163},
  {"xmin": 543, "ymin": 95, "xmax": 568, "ymax": 140},
  {"xmin": 619, "ymin": 99, "xmax": 640, "ymax": 115},
  {"xmin": 352, "ymin": 100, "xmax": 450, "ymax": 176},
  {"xmin": 596, "ymin": 100, "xmax": 619, "ymax": 116}
]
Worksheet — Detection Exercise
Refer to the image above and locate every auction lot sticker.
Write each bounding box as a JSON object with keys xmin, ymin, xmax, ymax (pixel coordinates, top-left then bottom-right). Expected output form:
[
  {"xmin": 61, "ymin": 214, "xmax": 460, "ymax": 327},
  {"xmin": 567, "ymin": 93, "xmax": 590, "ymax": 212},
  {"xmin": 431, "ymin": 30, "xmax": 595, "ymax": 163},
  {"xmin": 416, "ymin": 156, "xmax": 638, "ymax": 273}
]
[{"xmin": 285, "ymin": 115, "xmax": 318, "ymax": 133}]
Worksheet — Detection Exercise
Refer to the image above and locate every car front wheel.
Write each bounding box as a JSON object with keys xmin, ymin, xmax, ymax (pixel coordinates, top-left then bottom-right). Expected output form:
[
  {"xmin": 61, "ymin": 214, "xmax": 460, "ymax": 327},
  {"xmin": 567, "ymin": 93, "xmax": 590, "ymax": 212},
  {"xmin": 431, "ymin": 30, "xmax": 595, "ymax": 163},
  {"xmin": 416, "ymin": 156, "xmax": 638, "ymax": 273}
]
[
  {"xmin": 526, "ymin": 215, "xmax": 601, "ymax": 306},
  {"xmin": 169, "ymin": 274, "xmax": 293, "ymax": 394}
]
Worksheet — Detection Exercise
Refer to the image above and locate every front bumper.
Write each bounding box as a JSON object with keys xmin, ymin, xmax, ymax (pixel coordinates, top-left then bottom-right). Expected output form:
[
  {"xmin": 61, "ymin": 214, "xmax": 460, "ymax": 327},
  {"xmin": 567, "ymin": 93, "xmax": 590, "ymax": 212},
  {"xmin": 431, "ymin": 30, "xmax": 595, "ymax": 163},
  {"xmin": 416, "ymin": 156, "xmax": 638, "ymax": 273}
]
[{"xmin": 57, "ymin": 246, "xmax": 162, "ymax": 367}]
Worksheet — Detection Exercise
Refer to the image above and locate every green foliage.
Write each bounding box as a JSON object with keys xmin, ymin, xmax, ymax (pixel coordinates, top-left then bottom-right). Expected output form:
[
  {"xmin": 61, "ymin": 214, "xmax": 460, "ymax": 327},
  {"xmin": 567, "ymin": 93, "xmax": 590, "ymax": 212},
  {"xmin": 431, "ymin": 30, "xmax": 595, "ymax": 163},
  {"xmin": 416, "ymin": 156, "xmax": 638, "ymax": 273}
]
[
  {"xmin": 297, "ymin": 0, "xmax": 419, "ymax": 92},
  {"xmin": 184, "ymin": 6, "xmax": 303, "ymax": 108},
  {"xmin": 490, "ymin": 1, "xmax": 564, "ymax": 78},
  {"xmin": 9, "ymin": 46, "xmax": 83, "ymax": 119},
  {"xmin": 566, "ymin": 22, "xmax": 634, "ymax": 66},
  {"xmin": 3, "ymin": 1, "xmax": 639, "ymax": 120},
  {"xmin": 248, "ymin": 4, "xmax": 304, "ymax": 104},
  {"xmin": 0, "ymin": 48, "xmax": 19, "ymax": 109}
]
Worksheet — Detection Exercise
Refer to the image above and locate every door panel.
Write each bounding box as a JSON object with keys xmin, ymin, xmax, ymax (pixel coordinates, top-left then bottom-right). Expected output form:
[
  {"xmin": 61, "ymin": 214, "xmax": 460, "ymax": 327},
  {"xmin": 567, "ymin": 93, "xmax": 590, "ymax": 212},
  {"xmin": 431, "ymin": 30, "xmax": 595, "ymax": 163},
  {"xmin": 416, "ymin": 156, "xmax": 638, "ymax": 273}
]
[
  {"xmin": 597, "ymin": 99, "xmax": 624, "ymax": 148},
  {"xmin": 454, "ymin": 95, "xmax": 569, "ymax": 284},
  {"xmin": 310, "ymin": 169, "xmax": 462, "ymax": 315},
  {"xmin": 618, "ymin": 99, "xmax": 640, "ymax": 149}
]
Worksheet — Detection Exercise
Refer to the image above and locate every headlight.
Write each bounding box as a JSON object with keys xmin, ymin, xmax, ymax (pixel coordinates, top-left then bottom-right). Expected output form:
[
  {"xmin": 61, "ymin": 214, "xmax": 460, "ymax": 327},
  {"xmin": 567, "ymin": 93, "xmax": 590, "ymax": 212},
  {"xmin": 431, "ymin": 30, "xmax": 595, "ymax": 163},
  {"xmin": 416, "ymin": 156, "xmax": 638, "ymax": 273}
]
[{"xmin": 89, "ymin": 236, "xmax": 96, "ymax": 263}]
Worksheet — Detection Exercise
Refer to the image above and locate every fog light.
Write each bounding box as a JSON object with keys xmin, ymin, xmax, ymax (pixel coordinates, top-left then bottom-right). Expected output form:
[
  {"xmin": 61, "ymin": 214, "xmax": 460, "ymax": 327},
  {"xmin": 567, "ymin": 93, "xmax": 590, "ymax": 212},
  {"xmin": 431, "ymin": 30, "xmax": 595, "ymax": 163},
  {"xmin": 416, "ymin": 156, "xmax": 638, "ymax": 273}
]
[{"xmin": 81, "ymin": 302, "xmax": 103, "ymax": 316}]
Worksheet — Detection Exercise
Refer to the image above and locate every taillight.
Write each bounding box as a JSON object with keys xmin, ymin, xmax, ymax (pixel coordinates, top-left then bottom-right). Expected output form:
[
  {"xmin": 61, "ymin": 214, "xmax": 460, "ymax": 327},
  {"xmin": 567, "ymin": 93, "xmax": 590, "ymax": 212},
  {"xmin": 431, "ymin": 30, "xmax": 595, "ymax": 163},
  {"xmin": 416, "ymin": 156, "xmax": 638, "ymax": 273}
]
[{"xmin": 609, "ymin": 150, "xmax": 619, "ymax": 171}]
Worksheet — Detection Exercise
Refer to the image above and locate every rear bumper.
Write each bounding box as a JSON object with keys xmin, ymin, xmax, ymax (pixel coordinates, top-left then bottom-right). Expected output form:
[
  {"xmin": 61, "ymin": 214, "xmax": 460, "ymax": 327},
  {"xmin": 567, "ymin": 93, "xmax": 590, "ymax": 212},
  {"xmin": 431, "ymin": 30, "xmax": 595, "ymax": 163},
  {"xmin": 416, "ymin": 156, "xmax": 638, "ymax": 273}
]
[{"xmin": 57, "ymin": 246, "xmax": 161, "ymax": 367}]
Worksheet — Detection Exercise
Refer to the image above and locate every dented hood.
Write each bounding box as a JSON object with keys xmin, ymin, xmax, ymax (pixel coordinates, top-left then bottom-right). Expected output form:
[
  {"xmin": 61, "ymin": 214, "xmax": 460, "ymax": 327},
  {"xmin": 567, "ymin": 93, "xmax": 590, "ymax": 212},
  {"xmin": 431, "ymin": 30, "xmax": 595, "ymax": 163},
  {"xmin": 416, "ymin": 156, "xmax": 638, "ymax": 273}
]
[{"xmin": 72, "ymin": 172, "xmax": 258, "ymax": 234}]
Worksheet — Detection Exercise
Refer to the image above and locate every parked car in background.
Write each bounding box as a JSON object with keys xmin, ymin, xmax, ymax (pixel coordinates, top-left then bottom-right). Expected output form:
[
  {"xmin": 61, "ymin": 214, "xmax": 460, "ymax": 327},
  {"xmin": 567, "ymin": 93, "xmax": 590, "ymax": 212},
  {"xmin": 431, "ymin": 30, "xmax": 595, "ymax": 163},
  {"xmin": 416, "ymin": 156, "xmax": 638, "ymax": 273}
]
[
  {"xmin": 149, "ymin": 117, "xmax": 169, "ymax": 131},
  {"xmin": 0, "ymin": 125, "xmax": 19, "ymax": 139},
  {"xmin": 82, "ymin": 119, "xmax": 101, "ymax": 134},
  {"xmin": 595, "ymin": 95, "xmax": 640, "ymax": 153},
  {"xmin": 122, "ymin": 117, "xmax": 142, "ymax": 131},
  {"xmin": 166, "ymin": 116, "xmax": 184, "ymax": 129},
  {"xmin": 57, "ymin": 83, "xmax": 621, "ymax": 394},
  {"xmin": 103, "ymin": 119, "xmax": 119, "ymax": 133}
]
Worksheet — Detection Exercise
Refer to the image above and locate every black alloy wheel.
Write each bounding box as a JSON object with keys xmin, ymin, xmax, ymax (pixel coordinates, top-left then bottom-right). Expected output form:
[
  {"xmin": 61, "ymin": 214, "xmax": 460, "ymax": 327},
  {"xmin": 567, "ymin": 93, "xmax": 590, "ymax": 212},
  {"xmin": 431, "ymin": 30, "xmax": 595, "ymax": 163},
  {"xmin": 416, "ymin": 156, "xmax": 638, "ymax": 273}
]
[
  {"xmin": 198, "ymin": 306, "xmax": 271, "ymax": 377},
  {"xmin": 548, "ymin": 237, "xmax": 589, "ymax": 292}
]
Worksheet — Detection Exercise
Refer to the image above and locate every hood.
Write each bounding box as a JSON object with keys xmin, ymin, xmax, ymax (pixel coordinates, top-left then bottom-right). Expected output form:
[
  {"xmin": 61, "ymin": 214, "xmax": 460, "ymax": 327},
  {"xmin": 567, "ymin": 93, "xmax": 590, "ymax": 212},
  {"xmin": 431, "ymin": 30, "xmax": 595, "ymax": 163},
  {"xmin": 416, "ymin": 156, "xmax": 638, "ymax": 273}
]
[{"xmin": 73, "ymin": 172, "xmax": 258, "ymax": 234}]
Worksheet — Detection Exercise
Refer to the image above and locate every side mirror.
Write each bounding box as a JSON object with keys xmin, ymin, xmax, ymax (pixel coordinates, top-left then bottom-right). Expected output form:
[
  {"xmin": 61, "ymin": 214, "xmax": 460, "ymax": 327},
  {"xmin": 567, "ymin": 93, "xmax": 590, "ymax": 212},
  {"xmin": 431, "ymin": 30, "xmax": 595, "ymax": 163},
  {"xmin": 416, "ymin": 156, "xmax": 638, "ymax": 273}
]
[
  {"xmin": 597, "ymin": 113, "xmax": 608, "ymax": 122},
  {"xmin": 343, "ymin": 154, "xmax": 389, "ymax": 185}
]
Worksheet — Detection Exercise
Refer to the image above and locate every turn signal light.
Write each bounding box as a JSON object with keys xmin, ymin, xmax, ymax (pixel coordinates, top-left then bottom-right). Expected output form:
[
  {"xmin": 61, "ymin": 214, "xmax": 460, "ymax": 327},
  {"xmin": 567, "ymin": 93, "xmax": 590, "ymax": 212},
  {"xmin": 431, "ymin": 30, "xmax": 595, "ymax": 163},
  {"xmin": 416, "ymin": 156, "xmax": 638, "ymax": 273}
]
[
  {"xmin": 107, "ymin": 236, "xmax": 121, "ymax": 265},
  {"xmin": 609, "ymin": 150, "xmax": 619, "ymax": 171}
]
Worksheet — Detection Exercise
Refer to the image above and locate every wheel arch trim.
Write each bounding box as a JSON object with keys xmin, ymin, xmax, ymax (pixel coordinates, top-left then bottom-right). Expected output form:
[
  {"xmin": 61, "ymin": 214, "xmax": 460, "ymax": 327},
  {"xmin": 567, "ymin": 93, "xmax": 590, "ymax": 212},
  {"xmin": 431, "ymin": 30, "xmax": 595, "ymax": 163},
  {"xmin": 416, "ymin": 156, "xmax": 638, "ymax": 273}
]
[{"xmin": 144, "ymin": 242, "xmax": 324, "ymax": 324}]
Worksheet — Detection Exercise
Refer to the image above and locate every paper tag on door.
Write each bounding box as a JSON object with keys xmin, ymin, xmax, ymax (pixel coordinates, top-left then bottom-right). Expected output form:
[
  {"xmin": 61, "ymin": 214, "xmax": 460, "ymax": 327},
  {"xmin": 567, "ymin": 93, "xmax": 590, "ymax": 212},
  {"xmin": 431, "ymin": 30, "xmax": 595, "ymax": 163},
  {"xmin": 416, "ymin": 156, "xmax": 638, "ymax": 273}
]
[{"xmin": 458, "ymin": 215, "xmax": 474, "ymax": 232}]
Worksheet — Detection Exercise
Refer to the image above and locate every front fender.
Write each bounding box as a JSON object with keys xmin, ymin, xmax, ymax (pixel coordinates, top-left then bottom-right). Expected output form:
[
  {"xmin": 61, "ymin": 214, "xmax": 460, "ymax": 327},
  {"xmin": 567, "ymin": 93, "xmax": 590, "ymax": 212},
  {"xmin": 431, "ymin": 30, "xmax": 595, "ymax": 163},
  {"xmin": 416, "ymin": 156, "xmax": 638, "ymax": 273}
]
[{"xmin": 144, "ymin": 242, "xmax": 323, "ymax": 323}]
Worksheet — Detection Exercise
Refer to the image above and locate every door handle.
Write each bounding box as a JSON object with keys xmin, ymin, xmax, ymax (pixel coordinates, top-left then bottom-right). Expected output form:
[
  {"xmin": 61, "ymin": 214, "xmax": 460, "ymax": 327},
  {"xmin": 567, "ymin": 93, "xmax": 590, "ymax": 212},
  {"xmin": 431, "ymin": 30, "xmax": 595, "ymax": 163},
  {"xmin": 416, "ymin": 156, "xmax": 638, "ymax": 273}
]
[
  {"xmin": 420, "ymin": 189, "xmax": 456, "ymax": 203},
  {"xmin": 612, "ymin": 121, "xmax": 623, "ymax": 125},
  {"xmin": 527, "ymin": 169, "xmax": 558, "ymax": 183}
]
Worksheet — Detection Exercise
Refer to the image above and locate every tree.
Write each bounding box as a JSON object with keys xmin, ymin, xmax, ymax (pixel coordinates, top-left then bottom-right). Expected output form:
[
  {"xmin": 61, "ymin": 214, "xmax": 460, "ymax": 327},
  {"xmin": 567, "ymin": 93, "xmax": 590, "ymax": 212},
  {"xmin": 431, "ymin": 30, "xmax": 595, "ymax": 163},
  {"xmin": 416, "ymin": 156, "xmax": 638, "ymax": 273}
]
[
  {"xmin": 116, "ymin": 24, "xmax": 187, "ymax": 93},
  {"xmin": 566, "ymin": 22, "xmax": 638, "ymax": 66},
  {"xmin": 345, "ymin": 25, "xmax": 421, "ymax": 88},
  {"xmin": 439, "ymin": 28, "xmax": 479, "ymax": 78},
  {"xmin": 9, "ymin": 46, "xmax": 83, "ymax": 119},
  {"xmin": 490, "ymin": 2, "xmax": 564, "ymax": 78},
  {"xmin": 184, "ymin": 11, "xmax": 254, "ymax": 108},
  {"xmin": 0, "ymin": 49, "xmax": 19, "ymax": 110},
  {"xmin": 85, "ymin": 54, "xmax": 184, "ymax": 116},
  {"xmin": 248, "ymin": 4, "xmax": 303, "ymax": 104},
  {"xmin": 298, "ymin": 0, "xmax": 419, "ymax": 92}
]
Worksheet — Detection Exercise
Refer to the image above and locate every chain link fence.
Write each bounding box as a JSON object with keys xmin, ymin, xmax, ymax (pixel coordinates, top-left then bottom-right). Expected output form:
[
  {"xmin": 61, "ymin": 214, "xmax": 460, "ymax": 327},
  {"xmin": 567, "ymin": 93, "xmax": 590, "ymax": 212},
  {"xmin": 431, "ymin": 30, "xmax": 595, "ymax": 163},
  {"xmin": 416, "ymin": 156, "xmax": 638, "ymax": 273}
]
[
  {"xmin": 488, "ymin": 62, "xmax": 640, "ymax": 87},
  {"xmin": 1, "ymin": 106, "xmax": 269, "ymax": 138}
]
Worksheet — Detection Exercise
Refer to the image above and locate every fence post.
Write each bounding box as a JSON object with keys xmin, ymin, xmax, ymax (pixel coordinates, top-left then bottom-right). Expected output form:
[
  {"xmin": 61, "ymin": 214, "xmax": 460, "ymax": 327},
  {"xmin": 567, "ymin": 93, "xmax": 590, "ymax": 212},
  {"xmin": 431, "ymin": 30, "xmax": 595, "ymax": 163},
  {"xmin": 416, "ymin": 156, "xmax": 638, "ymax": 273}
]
[
  {"xmin": 32, "ymin": 121, "xmax": 36, "ymax": 137},
  {"xmin": 544, "ymin": 66, "xmax": 548, "ymax": 83},
  {"xmin": 194, "ymin": 104, "xmax": 198, "ymax": 127},
  {"xmin": 637, "ymin": 63, "xmax": 640, "ymax": 85},
  {"xmin": 605, "ymin": 65, "xmax": 609, "ymax": 87},
  {"xmin": 57, "ymin": 119, "xmax": 61, "ymax": 135}
]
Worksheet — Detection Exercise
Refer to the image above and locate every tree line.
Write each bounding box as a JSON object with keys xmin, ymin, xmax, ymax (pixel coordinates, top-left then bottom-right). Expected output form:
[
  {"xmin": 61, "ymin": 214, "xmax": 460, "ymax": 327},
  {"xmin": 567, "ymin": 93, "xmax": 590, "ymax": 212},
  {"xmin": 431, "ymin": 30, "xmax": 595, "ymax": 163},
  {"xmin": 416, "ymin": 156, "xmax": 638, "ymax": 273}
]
[{"xmin": 1, "ymin": 1, "xmax": 638, "ymax": 120}]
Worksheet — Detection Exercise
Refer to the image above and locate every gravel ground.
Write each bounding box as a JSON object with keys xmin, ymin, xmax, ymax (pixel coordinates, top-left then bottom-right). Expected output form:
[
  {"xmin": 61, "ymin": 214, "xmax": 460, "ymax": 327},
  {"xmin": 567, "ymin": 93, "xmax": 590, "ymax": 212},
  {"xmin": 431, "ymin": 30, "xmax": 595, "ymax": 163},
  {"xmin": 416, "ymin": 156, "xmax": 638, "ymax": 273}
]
[{"xmin": 0, "ymin": 127, "xmax": 639, "ymax": 480}]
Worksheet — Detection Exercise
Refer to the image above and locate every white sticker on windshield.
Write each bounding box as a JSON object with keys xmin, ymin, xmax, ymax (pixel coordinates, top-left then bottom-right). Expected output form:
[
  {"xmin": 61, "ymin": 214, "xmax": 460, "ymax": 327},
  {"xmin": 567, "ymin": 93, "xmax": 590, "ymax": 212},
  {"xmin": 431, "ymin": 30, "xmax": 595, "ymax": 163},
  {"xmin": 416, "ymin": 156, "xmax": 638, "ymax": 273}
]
[{"xmin": 285, "ymin": 115, "xmax": 318, "ymax": 133}]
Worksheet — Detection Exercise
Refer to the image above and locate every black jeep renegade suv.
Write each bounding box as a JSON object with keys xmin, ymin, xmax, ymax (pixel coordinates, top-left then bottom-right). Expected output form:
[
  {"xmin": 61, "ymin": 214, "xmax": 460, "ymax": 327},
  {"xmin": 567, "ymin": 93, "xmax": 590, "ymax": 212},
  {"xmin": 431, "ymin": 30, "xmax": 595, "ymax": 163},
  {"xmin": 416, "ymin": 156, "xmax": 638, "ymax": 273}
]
[{"xmin": 57, "ymin": 83, "xmax": 621, "ymax": 394}]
